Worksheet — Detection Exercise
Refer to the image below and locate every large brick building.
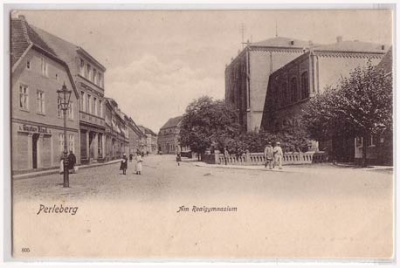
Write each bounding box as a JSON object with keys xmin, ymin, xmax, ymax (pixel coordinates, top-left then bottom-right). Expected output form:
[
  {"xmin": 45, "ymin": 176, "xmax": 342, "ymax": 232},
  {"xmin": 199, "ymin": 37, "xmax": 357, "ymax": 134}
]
[
  {"xmin": 260, "ymin": 38, "xmax": 388, "ymax": 162},
  {"xmin": 225, "ymin": 36, "xmax": 312, "ymax": 132},
  {"xmin": 11, "ymin": 15, "xmax": 80, "ymax": 172},
  {"xmin": 32, "ymin": 23, "xmax": 107, "ymax": 164}
]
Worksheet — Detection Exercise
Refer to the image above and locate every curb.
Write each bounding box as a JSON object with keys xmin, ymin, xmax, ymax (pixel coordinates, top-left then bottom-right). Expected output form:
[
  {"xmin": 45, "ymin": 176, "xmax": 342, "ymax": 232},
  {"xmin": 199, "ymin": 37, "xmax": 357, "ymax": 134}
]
[
  {"xmin": 193, "ymin": 163, "xmax": 287, "ymax": 172},
  {"xmin": 13, "ymin": 160, "xmax": 120, "ymax": 180}
]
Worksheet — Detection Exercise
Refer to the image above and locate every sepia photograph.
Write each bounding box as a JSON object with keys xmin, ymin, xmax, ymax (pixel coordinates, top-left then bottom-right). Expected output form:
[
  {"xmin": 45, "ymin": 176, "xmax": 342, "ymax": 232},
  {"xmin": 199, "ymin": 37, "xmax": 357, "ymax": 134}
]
[{"xmin": 4, "ymin": 4, "xmax": 395, "ymax": 264}]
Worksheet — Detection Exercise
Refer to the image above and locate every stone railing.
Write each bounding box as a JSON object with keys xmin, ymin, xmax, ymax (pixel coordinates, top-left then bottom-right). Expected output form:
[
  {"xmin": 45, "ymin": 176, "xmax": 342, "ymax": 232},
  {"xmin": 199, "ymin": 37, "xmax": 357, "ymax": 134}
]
[{"xmin": 210, "ymin": 151, "xmax": 328, "ymax": 165}]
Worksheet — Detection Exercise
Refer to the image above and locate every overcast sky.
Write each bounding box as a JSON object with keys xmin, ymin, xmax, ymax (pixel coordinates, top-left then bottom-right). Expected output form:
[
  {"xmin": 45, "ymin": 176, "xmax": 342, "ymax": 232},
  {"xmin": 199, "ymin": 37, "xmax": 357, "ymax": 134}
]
[{"xmin": 16, "ymin": 9, "xmax": 392, "ymax": 132}]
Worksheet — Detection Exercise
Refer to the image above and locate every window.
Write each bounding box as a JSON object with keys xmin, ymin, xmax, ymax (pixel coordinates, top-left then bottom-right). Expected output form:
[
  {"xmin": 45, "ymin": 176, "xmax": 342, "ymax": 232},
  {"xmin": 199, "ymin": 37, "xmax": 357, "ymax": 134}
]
[
  {"xmin": 57, "ymin": 97, "xmax": 62, "ymax": 117},
  {"xmin": 40, "ymin": 57, "xmax": 48, "ymax": 76},
  {"xmin": 68, "ymin": 101, "xmax": 74, "ymax": 120},
  {"xmin": 79, "ymin": 59, "xmax": 85, "ymax": 76},
  {"xmin": 37, "ymin": 90, "xmax": 45, "ymax": 114},
  {"xmin": 19, "ymin": 84, "xmax": 29, "ymax": 110},
  {"xmin": 301, "ymin": 72, "xmax": 309, "ymax": 99},
  {"xmin": 367, "ymin": 135, "xmax": 376, "ymax": 147},
  {"xmin": 86, "ymin": 64, "xmax": 91, "ymax": 79},
  {"xmin": 93, "ymin": 69, "xmax": 97, "ymax": 84},
  {"xmin": 290, "ymin": 77, "xmax": 297, "ymax": 103},
  {"xmin": 98, "ymin": 73, "xmax": 103, "ymax": 87},
  {"xmin": 26, "ymin": 61, "xmax": 30, "ymax": 69},
  {"xmin": 87, "ymin": 94, "xmax": 92, "ymax": 114},
  {"xmin": 59, "ymin": 133, "xmax": 65, "ymax": 153},
  {"xmin": 81, "ymin": 91, "xmax": 86, "ymax": 112},
  {"xmin": 94, "ymin": 98, "xmax": 97, "ymax": 116},
  {"xmin": 99, "ymin": 100, "xmax": 103, "ymax": 117},
  {"xmin": 68, "ymin": 134, "xmax": 75, "ymax": 153}
]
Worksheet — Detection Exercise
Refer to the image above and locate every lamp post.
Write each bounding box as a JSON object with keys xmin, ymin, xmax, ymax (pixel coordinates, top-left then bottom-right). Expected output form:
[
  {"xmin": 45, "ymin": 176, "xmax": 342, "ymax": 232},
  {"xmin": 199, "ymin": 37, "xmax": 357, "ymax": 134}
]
[{"xmin": 57, "ymin": 83, "xmax": 72, "ymax": 188}]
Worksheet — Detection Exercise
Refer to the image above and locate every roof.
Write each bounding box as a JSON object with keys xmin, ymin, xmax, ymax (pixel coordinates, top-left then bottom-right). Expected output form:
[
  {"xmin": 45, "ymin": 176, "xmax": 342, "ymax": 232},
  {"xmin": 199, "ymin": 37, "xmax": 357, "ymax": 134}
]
[
  {"xmin": 376, "ymin": 47, "xmax": 392, "ymax": 74},
  {"xmin": 11, "ymin": 17, "xmax": 57, "ymax": 67},
  {"xmin": 314, "ymin": 40, "xmax": 388, "ymax": 54},
  {"xmin": 160, "ymin": 116, "xmax": 183, "ymax": 130},
  {"xmin": 11, "ymin": 16, "xmax": 79, "ymax": 99},
  {"xmin": 250, "ymin": 36, "xmax": 311, "ymax": 49},
  {"xmin": 30, "ymin": 24, "xmax": 106, "ymax": 74}
]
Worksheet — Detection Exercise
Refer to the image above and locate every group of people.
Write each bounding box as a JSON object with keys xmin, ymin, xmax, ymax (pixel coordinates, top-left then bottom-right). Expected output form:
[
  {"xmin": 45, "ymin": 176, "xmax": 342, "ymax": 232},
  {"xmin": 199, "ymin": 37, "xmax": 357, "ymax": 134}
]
[
  {"xmin": 263, "ymin": 141, "xmax": 283, "ymax": 169},
  {"xmin": 120, "ymin": 152, "xmax": 143, "ymax": 175}
]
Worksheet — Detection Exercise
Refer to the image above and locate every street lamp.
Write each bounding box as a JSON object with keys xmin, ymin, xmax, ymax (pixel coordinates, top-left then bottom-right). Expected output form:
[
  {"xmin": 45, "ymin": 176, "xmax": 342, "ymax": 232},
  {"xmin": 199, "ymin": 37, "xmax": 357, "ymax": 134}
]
[{"xmin": 57, "ymin": 83, "xmax": 72, "ymax": 188}]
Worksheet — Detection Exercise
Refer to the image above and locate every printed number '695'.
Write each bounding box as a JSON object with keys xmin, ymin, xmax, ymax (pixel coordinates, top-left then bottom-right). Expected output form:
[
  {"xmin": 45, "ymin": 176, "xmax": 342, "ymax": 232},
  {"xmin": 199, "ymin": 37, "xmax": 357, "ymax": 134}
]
[{"xmin": 21, "ymin": 248, "xmax": 30, "ymax": 253}]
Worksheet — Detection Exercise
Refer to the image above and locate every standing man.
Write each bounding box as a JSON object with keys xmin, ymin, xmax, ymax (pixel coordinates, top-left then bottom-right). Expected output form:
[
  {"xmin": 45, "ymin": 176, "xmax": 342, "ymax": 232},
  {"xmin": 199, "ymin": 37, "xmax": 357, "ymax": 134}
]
[
  {"xmin": 264, "ymin": 142, "xmax": 274, "ymax": 169},
  {"xmin": 67, "ymin": 150, "xmax": 77, "ymax": 174},
  {"xmin": 273, "ymin": 142, "xmax": 283, "ymax": 169}
]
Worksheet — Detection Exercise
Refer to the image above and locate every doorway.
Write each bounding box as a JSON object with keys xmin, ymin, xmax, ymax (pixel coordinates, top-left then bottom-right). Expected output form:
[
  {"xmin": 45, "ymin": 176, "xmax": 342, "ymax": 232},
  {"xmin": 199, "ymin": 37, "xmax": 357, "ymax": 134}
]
[{"xmin": 32, "ymin": 134, "xmax": 39, "ymax": 169}]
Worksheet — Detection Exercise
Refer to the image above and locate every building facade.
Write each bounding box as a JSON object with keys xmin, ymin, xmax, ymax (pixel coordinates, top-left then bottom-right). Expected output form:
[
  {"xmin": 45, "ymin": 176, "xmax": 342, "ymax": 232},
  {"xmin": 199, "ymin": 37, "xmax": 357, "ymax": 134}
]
[
  {"xmin": 125, "ymin": 116, "xmax": 144, "ymax": 155},
  {"xmin": 157, "ymin": 116, "xmax": 185, "ymax": 154},
  {"xmin": 11, "ymin": 16, "xmax": 80, "ymax": 172},
  {"xmin": 104, "ymin": 98, "xmax": 129, "ymax": 160},
  {"xmin": 138, "ymin": 126, "xmax": 158, "ymax": 154},
  {"xmin": 33, "ymin": 24, "xmax": 107, "ymax": 164},
  {"xmin": 225, "ymin": 37, "xmax": 312, "ymax": 132},
  {"xmin": 260, "ymin": 39, "xmax": 388, "ymax": 162}
]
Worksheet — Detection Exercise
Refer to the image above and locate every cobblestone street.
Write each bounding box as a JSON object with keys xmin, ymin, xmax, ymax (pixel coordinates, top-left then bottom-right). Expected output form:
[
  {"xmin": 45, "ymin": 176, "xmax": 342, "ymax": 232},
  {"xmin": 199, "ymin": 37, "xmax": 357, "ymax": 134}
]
[{"xmin": 13, "ymin": 155, "xmax": 393, "ymax": 260}]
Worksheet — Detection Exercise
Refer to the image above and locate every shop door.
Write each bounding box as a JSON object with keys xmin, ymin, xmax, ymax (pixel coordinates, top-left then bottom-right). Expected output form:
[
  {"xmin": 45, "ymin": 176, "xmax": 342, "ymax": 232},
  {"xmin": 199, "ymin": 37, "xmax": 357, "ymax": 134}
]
[{"xmin": 32, "ymin": 134, "xmax": 39, "ymax": 169}]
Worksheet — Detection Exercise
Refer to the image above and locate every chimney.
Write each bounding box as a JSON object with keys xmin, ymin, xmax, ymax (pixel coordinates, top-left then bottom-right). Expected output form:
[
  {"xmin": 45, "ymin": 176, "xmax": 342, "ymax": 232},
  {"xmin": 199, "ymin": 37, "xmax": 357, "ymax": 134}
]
[
  {"xmin": 336, "ymin": 36, "xmax": 343, "ymax": 43},
  {"xmin": 18, "ymin": 15, "xmax": 26, "ymax": 21},
  {"xmin": 290, "ymin": 40, "xmax": 295, "ymax": 45},
  {"xmin": 381, "ymin": 45, "xmax": 385, "ymax": 50},
  {"xmin": 308, "ymin": 40, "xmax": 313, "ymax": 47}
]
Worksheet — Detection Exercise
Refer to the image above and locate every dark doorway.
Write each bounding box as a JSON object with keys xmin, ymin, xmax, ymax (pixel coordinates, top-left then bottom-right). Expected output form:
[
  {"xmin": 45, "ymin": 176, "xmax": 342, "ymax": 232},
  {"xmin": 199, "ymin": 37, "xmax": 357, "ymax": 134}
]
[{"xmin": 32, "ymin": 134, "xmax": 39, "ymax": 169}]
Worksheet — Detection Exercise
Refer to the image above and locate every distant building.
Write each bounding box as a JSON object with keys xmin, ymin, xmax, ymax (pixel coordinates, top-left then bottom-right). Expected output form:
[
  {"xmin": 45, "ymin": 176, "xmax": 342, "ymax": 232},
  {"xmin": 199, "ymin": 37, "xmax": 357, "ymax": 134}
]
[
  {"xmin": 157, "ymin": 116, "xmax": 187, "ymax": 154},
  {"xmin": 260, "ymin": 38, "xmax": 388, "ymax": 162},
  {"xmin": 11, "ymin": 15, "xmax": 80, "ymax": 172},
  {"xmin": 33, "ymin": 21, "xmax": 107, "ymax": 164},
  {"xmin": 104, "ymin": 98, "xmax": 129, "ymax": 160},
  {"xmin": 125, "ymin": 116, "xmax": 144, "ymax": 155},
  {"xmin": 225, "ymin": 36, "xmax": 313, "ymax": 132},
  {"xmin": 138, "ymin": 126, "xmax": 158, "ymax": 154}
]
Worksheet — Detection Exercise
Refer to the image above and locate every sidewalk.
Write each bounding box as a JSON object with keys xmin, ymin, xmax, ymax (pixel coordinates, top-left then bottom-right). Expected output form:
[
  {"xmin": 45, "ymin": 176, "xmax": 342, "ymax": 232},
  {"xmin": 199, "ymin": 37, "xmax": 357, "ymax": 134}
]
[
  {"xmin": 191, "ymin": 161, "xmax": 393, "ymax": 173},
  {"xmin": 13, "ymin": 159, "xmax": 121, "ymax": 180}
]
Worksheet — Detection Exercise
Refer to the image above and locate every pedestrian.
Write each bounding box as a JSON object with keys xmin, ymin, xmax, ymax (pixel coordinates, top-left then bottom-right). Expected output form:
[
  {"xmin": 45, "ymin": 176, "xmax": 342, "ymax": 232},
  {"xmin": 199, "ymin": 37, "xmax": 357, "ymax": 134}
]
[
  {"xmin": 67, "ymin": 150, "xmax": 77, "ymax": 174},
  {"xmin": 129, "ymin": 153, "xmax": 133, "ymax": 163},
  {"xmin": 136, "ymin": 153, "xmax": 143, "ymax": 175},
  {"xmin": 59, "ymin": 153, "xmax": 64, "ymax": 174},
  {"xmin": 120, "ymin": 153, "xmax": 128, "ymax": 175},
  {"xmin": 273, "ymin": 142, "xmax": 284, "ymax": 169},
  {"xmin": 264, "ymin": 142, "xmax": 274, "ymax": 169},
  {"xmin": 176, "ymin": 152, "xmax": 181, "ymax": 166}
]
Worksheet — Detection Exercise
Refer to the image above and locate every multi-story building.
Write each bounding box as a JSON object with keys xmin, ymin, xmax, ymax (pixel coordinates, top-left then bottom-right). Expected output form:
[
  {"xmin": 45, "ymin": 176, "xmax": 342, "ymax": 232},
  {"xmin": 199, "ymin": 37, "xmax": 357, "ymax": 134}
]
[
  {"xmin": 104, "ymin": 98, "xmax": 129, "ymax": 160},
  {"xmin": 125, "ymin": 116, "xmax": 144, "ymax": 155},
  {"xmin": 138, "ymin": 126, "xmax": 158, "ymax": 154},
  {"xmin": 157, "ymin": 116, "xmax": 184, "ymax": 154},
  {"xmin": 260, "ymin": 39, "xmax": 388, "ymax": 162},
  {"xmin": 33, "ymin": 23, "xmax": 107, "ymax": 164},
  {"xmin": 225, "ymin": 36, "xmax": 312, "ymax": 132},
  {"xmin": 11, "ymin": 15, "xmax": 80, "ymax": 172}
]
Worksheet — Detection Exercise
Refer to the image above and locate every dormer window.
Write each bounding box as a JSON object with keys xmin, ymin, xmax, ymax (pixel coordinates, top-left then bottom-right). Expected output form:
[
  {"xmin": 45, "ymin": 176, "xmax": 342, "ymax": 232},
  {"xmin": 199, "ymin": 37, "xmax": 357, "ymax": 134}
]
[
  {"xmin": 86, "ymin": 64, "xmax": 91, "ymax": 79},
  {"xmin": 79, "ymin": 59, "xmax": 85, "ymax": 76}
]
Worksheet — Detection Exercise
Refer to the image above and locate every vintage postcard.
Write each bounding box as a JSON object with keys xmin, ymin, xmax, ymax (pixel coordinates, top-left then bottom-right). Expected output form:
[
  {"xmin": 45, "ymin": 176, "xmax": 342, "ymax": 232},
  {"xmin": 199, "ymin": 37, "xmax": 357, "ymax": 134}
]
[{"xmin": 6, "ymin": 6, "xmax": 395, "ymax": 263}]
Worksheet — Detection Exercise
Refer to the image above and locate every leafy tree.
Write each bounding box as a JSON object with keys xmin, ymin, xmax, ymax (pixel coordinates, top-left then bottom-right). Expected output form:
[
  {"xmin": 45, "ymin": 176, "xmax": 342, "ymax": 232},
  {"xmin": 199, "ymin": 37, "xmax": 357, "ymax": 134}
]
[
  {"xmin": 303, "ymin": 62, "xmax": 392, "ymax": 166},
  {"xmin": 180, "ymin": 96, "xmax": 240, "ymax": 160}
]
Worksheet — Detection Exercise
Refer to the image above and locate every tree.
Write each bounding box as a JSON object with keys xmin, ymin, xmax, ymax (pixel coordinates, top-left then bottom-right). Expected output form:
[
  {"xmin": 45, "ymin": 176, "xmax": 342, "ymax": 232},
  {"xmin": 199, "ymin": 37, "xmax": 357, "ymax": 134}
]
[
  {"xmin": 180, "ymin": 96, "xmax": 240, "ymax": 160},
  {"xmin": 303, "ymin": 62, "xmax": 392, "ymax": 166}
]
